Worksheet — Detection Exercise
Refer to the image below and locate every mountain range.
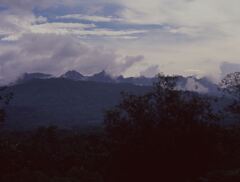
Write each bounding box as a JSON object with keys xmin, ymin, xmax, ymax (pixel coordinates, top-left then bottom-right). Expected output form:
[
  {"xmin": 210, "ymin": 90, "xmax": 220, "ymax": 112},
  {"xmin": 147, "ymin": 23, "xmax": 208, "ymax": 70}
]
[
  {"xmin": 16, "ymin": 70, "xmax": 220, "ymax": 94},
  {"xmin": 2, "ymin": 70, "xmax": 223, "ymax": 130},
  {"xmin": 5, "ymin": 77, "xmax": 151, "ymax": 130},
  {"xmin": 16, "ymin": 70, "xmax": 155, "ymax": 85}
]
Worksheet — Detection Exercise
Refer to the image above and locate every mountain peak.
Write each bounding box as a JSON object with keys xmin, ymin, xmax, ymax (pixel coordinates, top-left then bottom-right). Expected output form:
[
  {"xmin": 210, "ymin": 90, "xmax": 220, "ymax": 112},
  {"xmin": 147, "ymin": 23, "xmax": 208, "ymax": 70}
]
[
  {"xmin": 94, "ymin": 70, "xmax": 108, "ymax": 76},
  {"xmin": 61, "ymin": 70, "xmax": 85, "ymax": 81},
  {"xmin": 89, "ymin": 70, "xmax": 114, "ymax": 83}
]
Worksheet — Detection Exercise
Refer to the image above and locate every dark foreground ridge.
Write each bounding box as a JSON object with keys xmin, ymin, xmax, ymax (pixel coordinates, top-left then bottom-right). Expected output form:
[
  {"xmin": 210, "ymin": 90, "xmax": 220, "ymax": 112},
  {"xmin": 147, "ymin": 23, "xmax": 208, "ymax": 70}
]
[
  {"xmin": 5, "ymin": 78, "xmax": 151, "ymax": 130},
  {"xmin": 4, "ymin": 71, "xmax": 223, "ymax": 130},
  {"xmin": 0, "ymin": 73, "xmax": 239, "ymax": 182}
]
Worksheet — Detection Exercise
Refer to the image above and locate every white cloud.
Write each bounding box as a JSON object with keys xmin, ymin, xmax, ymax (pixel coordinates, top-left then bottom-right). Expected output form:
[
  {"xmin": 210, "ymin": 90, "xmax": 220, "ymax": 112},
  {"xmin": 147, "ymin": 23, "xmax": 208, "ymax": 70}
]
[
  {"xmin": 29, "ymin": 22, "xmax": 96, "ymax": 35},
  {"xmin": 184, "ymin": 69, "xmax": 205, "ymax": 77},
  {"xmin": 57, "ymin": 14, "xmax": 122, "ymax": 23},
  {"xmin": 0, "ymin": 10, "xmax": 43, "ymax": 41},
  {"xmin": 140, "ymin": 65, "xmax": 159, "ymax": 77},
  {"xmin": 1, "ymin": 0, "xmax": 240, "ymax": 79},
  {"xmin": 220, "ymin": 62, "xmax": 240, "ymax": 78},
  {"xmin": 73, "ymin": 29, "xmax": 146, "ymax": 37},
  {"xmin": 0, "ymin": 9, "xmax": 146, "ymax": 41},
  {"xmin": 183, "ymin": 77, "xmax": 209, "ymax": 93},
  {"xmin": 113, "ymin": 0, "xmax": 240, "ymax": 38},
  {"xmin": 0, "ymin": 34, "xmax": 143, "ymax": 84}
]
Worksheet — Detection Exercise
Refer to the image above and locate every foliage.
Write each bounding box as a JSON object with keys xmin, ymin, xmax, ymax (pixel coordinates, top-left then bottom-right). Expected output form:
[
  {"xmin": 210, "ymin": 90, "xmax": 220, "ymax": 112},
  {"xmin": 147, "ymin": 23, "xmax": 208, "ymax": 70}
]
[
  {"xmin": 0, "ymin": 127, "xmax": 107, "ymax": 182},
  {"xmin": 2, "ymin": 74, "xmax": 240, "ymax": 181},
  {"xmin": 220, "ymin": 72, "xmax": 240, "ymax": 99},
  {"xmin": 0, "ymin": 87, "xmax": 13, "ymax": 123},
  {"xmin": 104, "ymin": 75, "xmax": 221, "ymax": 182},
  {"xmin": 220, "ymin": 72, "xmax": 240, "ymax": 122}
]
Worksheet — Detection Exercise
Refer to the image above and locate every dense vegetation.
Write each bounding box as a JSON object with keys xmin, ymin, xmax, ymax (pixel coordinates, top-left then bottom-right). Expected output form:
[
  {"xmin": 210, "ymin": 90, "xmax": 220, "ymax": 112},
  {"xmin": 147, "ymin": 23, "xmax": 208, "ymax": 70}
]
[
  {"xmin": 5, "ymin": 79, "xmax": 150, "ymax": 130},
  {"xmin": 0, "ymin": 73, "xmax": 240, "ymax": 182}
]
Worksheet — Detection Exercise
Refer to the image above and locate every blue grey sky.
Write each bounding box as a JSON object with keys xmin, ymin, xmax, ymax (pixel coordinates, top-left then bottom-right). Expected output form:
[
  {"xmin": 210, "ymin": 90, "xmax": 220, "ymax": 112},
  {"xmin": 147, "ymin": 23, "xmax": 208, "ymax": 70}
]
[{"xmin": 0, "ymin": 0, "xmax": 240, "ymax": 83}]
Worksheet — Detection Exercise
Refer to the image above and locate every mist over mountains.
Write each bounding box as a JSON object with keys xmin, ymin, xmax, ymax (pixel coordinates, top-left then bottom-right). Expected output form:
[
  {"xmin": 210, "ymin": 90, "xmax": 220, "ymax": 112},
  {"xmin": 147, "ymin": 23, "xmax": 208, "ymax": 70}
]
[
  {"xmin": 16, "ymin": 70, "xmax": 219, "ymax": 94},
  {"xmin": 16, "ymin": 70, "xmax": 155, "ymax": 86},
  {"xmin": 1, "ymin": 70, "xmax": 228, "ymax": 130}
]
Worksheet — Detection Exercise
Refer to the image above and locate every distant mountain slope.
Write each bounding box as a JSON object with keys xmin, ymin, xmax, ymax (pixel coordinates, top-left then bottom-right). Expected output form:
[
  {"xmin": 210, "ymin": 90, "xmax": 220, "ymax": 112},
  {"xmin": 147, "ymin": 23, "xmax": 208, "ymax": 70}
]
[
  {"xmin": 88, "ymin": 70, "xmax": 115, "ymax": 83},
  {"xmin": 14, "ymin": 71, "xmax": 220, "ymax": 95},
  {"xmin": 60, "ymin": 70, "xmax": 85, "ymax": 81},
  {"xmin": 5, "ymin": 78, "xmax": 151, "ymax": 130}
]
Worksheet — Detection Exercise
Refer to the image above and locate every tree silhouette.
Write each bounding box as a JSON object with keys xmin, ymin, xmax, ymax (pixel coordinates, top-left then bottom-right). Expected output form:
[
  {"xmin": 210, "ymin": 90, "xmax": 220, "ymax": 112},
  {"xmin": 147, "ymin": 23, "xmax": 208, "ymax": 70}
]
[
  {"xmin": 220, "ymin": 72, "xmax": 240, "ymax": 99},
  {"xmin": 104, "ymin": 74, "xmax": 220, "ymax": 182},
  {"xmin": 220, "ymin": 72, "xmax": 240, "ymax": 122},
  {"xmin": 0, "ymin": 87, "xmax": 13, "ymax": 124}
]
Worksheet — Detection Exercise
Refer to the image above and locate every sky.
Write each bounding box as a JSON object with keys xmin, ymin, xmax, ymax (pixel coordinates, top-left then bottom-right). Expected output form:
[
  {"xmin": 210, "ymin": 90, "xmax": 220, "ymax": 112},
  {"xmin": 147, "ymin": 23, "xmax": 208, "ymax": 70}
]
[{"xmin": 0, "ymin": 0, "xmax": 240, "ymax": 83}]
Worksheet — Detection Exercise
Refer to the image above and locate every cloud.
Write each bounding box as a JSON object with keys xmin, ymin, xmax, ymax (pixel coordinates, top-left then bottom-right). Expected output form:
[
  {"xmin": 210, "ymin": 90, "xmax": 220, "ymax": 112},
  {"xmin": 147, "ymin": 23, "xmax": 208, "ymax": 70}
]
[
  {"xmin": 140, "ymin": 65, "xmax": 159, "ymax": 77},
  {"xmin": 29, "ymin": 22, "xmax": 96, "ymax": 35},
  {"xmin": 0, "ymin": 34, "xmax": 143, "ymax": 84},
  {"xmin": 109, "ymin": 55, "xmax": 144, "ymax": 76},
  {"xmin": 57, "ymin": 14, "xmax": 122, "ymax": 23},
  {"xmin": 0, "ymin": 9, "xmax": 146, "ymax": 41},
  {"xmin": 184, "ymin": 69, "xmax": 205, "ymax": 77},
  {"xmin": 1, "ymin": 0, "xmax": 240, "ymax": 79},
  {"xmin": 0, "ymin": 15, "xmax": 97, "ymax": 41},
  {"xmin": 3, "ymin": 0, "xmax": 240, "ymax": 39},
  {"xmin": 220, "ymin": 62, "xmax": 240, "ymax": 78},
  {"xmin": 0, "ymin": 0, "xmax": 75, "ymax": 10},
  {"xmin": 0, "ymin": 8, "xmax": 49, "ymax": 41},
  {"xmin": 113, "ymin": 0, "xmax": 240, "ymax": 38},
  {"xmin": 184, "ymin": 78, "xmax": 209, "ymax": 93}
]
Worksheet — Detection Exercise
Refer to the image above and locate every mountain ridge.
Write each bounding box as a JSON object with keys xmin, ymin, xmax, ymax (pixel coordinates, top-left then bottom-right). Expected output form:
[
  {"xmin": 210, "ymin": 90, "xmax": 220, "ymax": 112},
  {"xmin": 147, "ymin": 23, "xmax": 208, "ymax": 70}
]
[
  {"xmin": 14, "ymin": 70, "xmax": 219, "ymax": 95},
  {"xmin": 5, "ymin": 78, "xmax": 151, "ymax": 130}
]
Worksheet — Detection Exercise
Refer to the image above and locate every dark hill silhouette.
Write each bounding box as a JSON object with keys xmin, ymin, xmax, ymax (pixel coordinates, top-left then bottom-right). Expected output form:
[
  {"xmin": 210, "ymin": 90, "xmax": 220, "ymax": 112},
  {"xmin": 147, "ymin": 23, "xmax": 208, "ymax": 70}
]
[
  {"xmin": 5, "ymin": 78, "xmax": 151, "ymax": 130},
  {"xmin": 14, "ymin": 71, "xmax": 220, "ymax": 95}
]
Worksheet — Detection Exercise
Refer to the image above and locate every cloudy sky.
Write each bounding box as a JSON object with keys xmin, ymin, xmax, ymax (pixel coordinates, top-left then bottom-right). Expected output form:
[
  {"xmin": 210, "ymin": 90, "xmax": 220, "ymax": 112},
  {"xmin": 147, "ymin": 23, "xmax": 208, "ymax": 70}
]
[{"xmin": 0, "ymin": 0, "xmax": 240, "ymax": 83}]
